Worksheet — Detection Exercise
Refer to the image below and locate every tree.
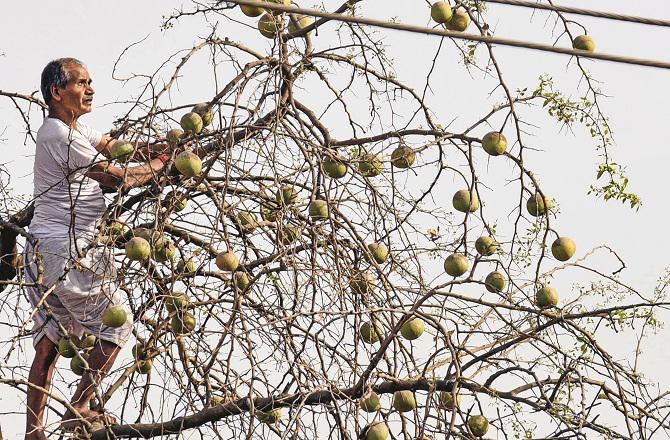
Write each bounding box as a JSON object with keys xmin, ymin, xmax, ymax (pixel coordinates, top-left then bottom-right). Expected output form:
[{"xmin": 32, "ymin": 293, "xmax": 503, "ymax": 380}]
[{"xmin": 1, "ymin": 0, "xmax": 669, "ymax": 438}]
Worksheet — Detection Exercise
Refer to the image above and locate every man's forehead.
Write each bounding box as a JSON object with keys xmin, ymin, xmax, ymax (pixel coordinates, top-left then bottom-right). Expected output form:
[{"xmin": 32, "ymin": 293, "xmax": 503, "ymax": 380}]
[{"xmin": 65, "ymin": 64, "xmax": 91, "ymax": 80}]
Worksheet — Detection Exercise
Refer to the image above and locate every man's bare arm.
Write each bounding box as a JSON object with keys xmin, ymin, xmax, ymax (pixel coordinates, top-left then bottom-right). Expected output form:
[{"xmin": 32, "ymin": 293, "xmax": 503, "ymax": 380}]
[
  {"xmin": 85, "ymin": 159, "xmax": 168, "ymax": 191},
  {"xmin": 95, "ymin": 134, "xmax": 170, "ymax": 162}
]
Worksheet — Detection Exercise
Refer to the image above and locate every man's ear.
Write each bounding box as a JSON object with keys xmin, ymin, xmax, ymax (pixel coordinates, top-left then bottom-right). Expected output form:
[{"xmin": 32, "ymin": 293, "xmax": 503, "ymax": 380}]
[{"xmin": 50, "ymin": 84, "xmax": 62, "ymax": 103}]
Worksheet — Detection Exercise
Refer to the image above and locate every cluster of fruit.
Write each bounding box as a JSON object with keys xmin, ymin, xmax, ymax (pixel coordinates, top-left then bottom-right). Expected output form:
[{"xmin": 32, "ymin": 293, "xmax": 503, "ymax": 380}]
[
  {"xmin": 55, "ymin": 334, "xmax": 98, "ymax": 376},
  {"xmin": 236, "ymin": 0, "xmax": 314, "ymax": 39}
]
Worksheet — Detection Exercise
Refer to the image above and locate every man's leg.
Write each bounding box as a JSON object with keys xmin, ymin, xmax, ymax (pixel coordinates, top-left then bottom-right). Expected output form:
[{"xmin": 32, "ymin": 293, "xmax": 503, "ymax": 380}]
[
  {"xmin": 25, "ymin": 336, "xmax": 58, "ymax": 440},
  {"xmin": 60, "ymin": 339, "xmax": 122, "ymax": 427}
]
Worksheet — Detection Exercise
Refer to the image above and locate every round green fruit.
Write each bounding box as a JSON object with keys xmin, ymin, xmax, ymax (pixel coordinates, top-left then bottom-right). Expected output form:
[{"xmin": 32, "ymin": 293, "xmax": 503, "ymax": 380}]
[
  {"xmin": 171, "ymin": 312, "xmax": 196, "ymax": 334},
  {"xmin": 191, "ymin": 103, "xmax": 213, "ymax": 127},
  {"xmin": 261, "ymin": 203, "xmax": 280, "ymax": 222},
  {"xmin": 165, "ymin": 291, "xmax": 189, "ymax": 313},
  {"xmin": 106, "ymin": 220, "xmax": 129, "ymax": 237},
  {"xmin": 164, "ymin": 191, "xmax": 188, "ymax": 212},
  {"xmin": 551, "ymin": 237, "xmax": 576, "ymax": 261},
  {"xmin": 102, "ymin": 306, "xmax": 128, "ymax": 328},
  {"xmin": 216, "ymin": 251, "xmax": 240, "ymax": 271},
  {"xmin": 132, "ymin": 342, "xmax": 146, "ymax": 360},
  {"xmin": 535, "ymin": 286, "xmax": 559, "ymax": 308},
  {"xmin": 367, "ymin": 242, "xmax": 389, "ymax": 264},
  {"xmin": 446, "ymin": 8, "xmax": 470, "ymax": 32},
  {"xmin": 288, "ymin": 14, "xmax": 314, "ymax": 33},
  {"xmin": 393, "ymin": 390, "xmax": 416, "ymax": 412},
  {"xmin": 431, "ymin": 1, "xmax": 453, "ymax": 24},
  {"xmin": 70, "ymin": 355, "xmax": 87, "ymax": 376},
  {"xmin": 390, "ymin": 145, "xmax": 415, "ymax": 169},
  {"xmin": 438, "ymin": 390, "xmax": 461, "ymax": 410},
  {"xmin": 258, "ymin": 13, "xmax": 281, "ymax": 38},
  {"xmin": 467, "ymin": 415, "xmax": 489, "ymax": 437},
  {"xmin": 485, "ymin": 271, "xmax": 507, "ymax": 293},
  {"xmin": 400, "ymin": 318, "xmax": 425, "ymax": 340},
  {"xmin": 359, "ymin": 321, "xmax": 381, "ymax": 344},
  {"xmin": 526, "ymin": 193, "xmax": 552, "ymax": 217},
  {"xmin": 573, "ymin": 35, "xmax": 595, "ymax": 52},
  {"xmin": 241, "ymin": 3, "xmax": 265, "ymax": 17},
  {"xmin": 349, "ymin": 271, "xmax": 375, "ymax": 295},
  {"xmin": 137, "ymin": 359, "xmax": 153, "ymax": 374},
  {"xmin": 175, "ymin": 151, "xmax": 202, "ymax": 178},
  {"xmin": 277, "ymin": 225, "xmax": 301, "ymax": 245},
  {"xmin": 322, "ymin": 155, "xmax": 348, "ymax": 179},
  {"xmin": 475, "ymin": 236, "xmax": 497, "ymax": 256},
  {"xmin": 180, "ymin": 112, "xmax": 203, "ymax": 135},
  {"xmin": 452, "ymin": 189, "xmax": 479, "ymax": 213},
  {"xmin": 482, "ymin": 131, "xmax": 507, "ymax": 156},
  {"xmin": 308, "ymin": 199, "xmax": 329, "ymax": 220},
  {"xmin": 238, "ymin": 210, "xmax": 258, "ymax": 231},
  {"xmin": 177, "ymin": 258, "xmax": 197, "ymax": 274},
  {"xmin": 166, "ymin": 128, "xmax": 184, "ymax": 147},
  {"xmin": 57, "ymin": 338, "xmax": 78, "ymax": 358},
  {"xmin": 256, "ymin": 408, "xmax": 282, "ymax": 424},
  {"xmin": 365, "ymin": 422, "xmax": 389, "ymax": 440},
  {"xmin": 80, "ymin": 335, "xmax": 96, "ymax": 349},
  {"xmin": 359, "ymin": 391, "xmax": 381, "ymax": 412},
  {"xmin": 443, "ymin": 253, "xmax": 469, "ymax": 277},
  {"xmin": 234, "ymin": 272, "xmax": 250, "ymax": 291},
  {"xmin": 111, "ymin": 140, "xmax": 134, "ymax": 161},
  {"xmin": 153, "ymin": 240, "xmax": 176, "ymax": 263},
  {"xmin": 276, "ymin": 185, "xmax": 298, "ymax": 206},
  {"xmin": 358, "ymin": 154, "xmax": 384, "ymax": 177}
]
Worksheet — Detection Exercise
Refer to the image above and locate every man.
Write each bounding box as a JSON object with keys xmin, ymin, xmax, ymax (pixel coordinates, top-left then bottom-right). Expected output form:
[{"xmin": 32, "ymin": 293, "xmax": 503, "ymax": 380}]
[{"xmin": 24, "ymin": 58, "xmax": 173, "ymax": 439}]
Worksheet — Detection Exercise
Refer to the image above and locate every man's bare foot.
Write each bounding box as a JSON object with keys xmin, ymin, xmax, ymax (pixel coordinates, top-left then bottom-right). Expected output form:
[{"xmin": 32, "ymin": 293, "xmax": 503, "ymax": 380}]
[{"xmin": 60, "ymin": 408, "xmax": 118, "ymax": 432}]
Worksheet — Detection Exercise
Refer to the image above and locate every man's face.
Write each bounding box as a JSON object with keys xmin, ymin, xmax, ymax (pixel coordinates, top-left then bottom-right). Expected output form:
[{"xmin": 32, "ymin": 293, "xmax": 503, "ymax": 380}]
[{"xmin": 51, "ymin": 64, "xmax": 95, "ymax": 118}]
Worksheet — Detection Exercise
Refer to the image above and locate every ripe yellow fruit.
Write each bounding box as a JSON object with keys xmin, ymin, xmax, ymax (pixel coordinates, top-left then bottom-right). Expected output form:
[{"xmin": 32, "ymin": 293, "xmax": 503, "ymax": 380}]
[
  {"xmin": 180, "ymin": 112, "xmax": 203, "ymax": 135},
  {"xmin": 484, "ymin": 271, "xmax": 507, "ymax": 293},
  {"xmin": 258, "ymin": 13, "xmax": 281, "ymax": 38},
  {"xmin": 573, "ymin": 35, "xmax": 595, "ymax": 52},
  {"xmin": 392, "ymin": 390, "xmax": 416, "ymax": 412},
  {"xmin": 475, "ymin": 236, "xmax": 497, "ymax": 256},
  {"xmin": 400, "ymin": 318, "xmax": 425, "ymax": 340},
  {"xmin": 359, "ymin": 391, "xmax": 381, "ymax": 412},
  {"xmin": 359, "ymin": 321, "xmax": 382, "ymax": 344},
  {"xmin": 551, "ymin": 237, "xmax": 576, "ymax": 261},
  {"xmin": 365, "ymin": 423, "xmax": 389, "ymax": 440},
  {"xmin": 241, "ymin": 3, "xmax": 265, "ymax": 17},
  {"xmin": 452, "ymin": 189, "xmax": 479, "ymax": 213},
  {"xmin": 367, "ymin": 242, "xmax": 389, "ymax": 264},
  {"xmin": 288, "ymin": 14, "xmax": 314, "ymax": 33},
  {"xmin": 444, "ymin": 253, "xmax": 469, "ymax": 277},
  {"xmin": 482, "ymin": 131, "xmax": 507, "ymax": 156},
  {"xmin": 390, "ymin": 145, "xmax": 416, "ymax": 169},
  {"xmin": 467, "ymin": 415, "xmax": 489, "ymax": 437},
  {"xmin": 526, "ymin": 193, "xmax": 552, "ymax": 217},
  {"xmin": 175, "ymin": 151, "xmax": 203, "ymax": 178},
  {"xmin": 102, "ymin": 306, "xmax": 128, "ymax": 328},
  {"xmin": 431, "ymin": 1, "xmax": 453, "ymax": 24},
  {"xmin": 535, "ymin": 286, "xmax": 559, "ymax": 308},
  {"xmin": 446, "ymin": 8, "xmax": 470, "ymax": 32},
  {"xmin": 111, "ymin": 140, "xmax": 134, "ymax": 161},
  {"xmin": 216, "ymin": 251, "xmax": 239, "ymax": 272},
  {"xmin": 308, "ymin": 199, "xmax": 329, "ymax": 220},
  {"xmin": 125, "ymin": 237, "xmax": 151, "ymax": 261}
]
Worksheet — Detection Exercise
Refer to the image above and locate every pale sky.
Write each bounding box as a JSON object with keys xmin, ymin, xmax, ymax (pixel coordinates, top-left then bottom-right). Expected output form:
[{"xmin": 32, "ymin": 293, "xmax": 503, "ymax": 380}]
[{"xmin": 1, "ymin": 1, "xmax": 669, "ymax": 438}]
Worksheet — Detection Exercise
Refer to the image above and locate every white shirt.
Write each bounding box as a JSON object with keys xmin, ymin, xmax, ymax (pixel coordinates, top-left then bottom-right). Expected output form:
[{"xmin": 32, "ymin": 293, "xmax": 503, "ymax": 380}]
[{"xmin": 29, "ymin": 117, "xmax": 106, "ymax": 239}]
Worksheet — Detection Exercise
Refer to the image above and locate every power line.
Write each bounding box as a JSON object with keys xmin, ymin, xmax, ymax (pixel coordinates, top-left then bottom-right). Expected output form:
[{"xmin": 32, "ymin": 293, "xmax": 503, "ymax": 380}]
[
  {"xmin": 229, "ymin": 0, "xmax": 670, "ymax": 70},
  {"xmin": 484, "ymin": 0, "xmax": 670, "ymax": 28}
]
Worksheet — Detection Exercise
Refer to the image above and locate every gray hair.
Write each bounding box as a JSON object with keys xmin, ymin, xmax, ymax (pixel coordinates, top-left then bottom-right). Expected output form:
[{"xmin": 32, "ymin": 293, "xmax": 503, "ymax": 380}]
[{"xmin": 40, "ymin": 58, "xmax": 85, "ymax": 106}]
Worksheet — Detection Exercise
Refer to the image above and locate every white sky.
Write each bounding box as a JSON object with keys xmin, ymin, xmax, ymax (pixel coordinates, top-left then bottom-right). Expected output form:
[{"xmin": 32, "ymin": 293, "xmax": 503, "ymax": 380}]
[{"xmin": 1, "ymin": 1, "xmax": 669, "ymax": 438}]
